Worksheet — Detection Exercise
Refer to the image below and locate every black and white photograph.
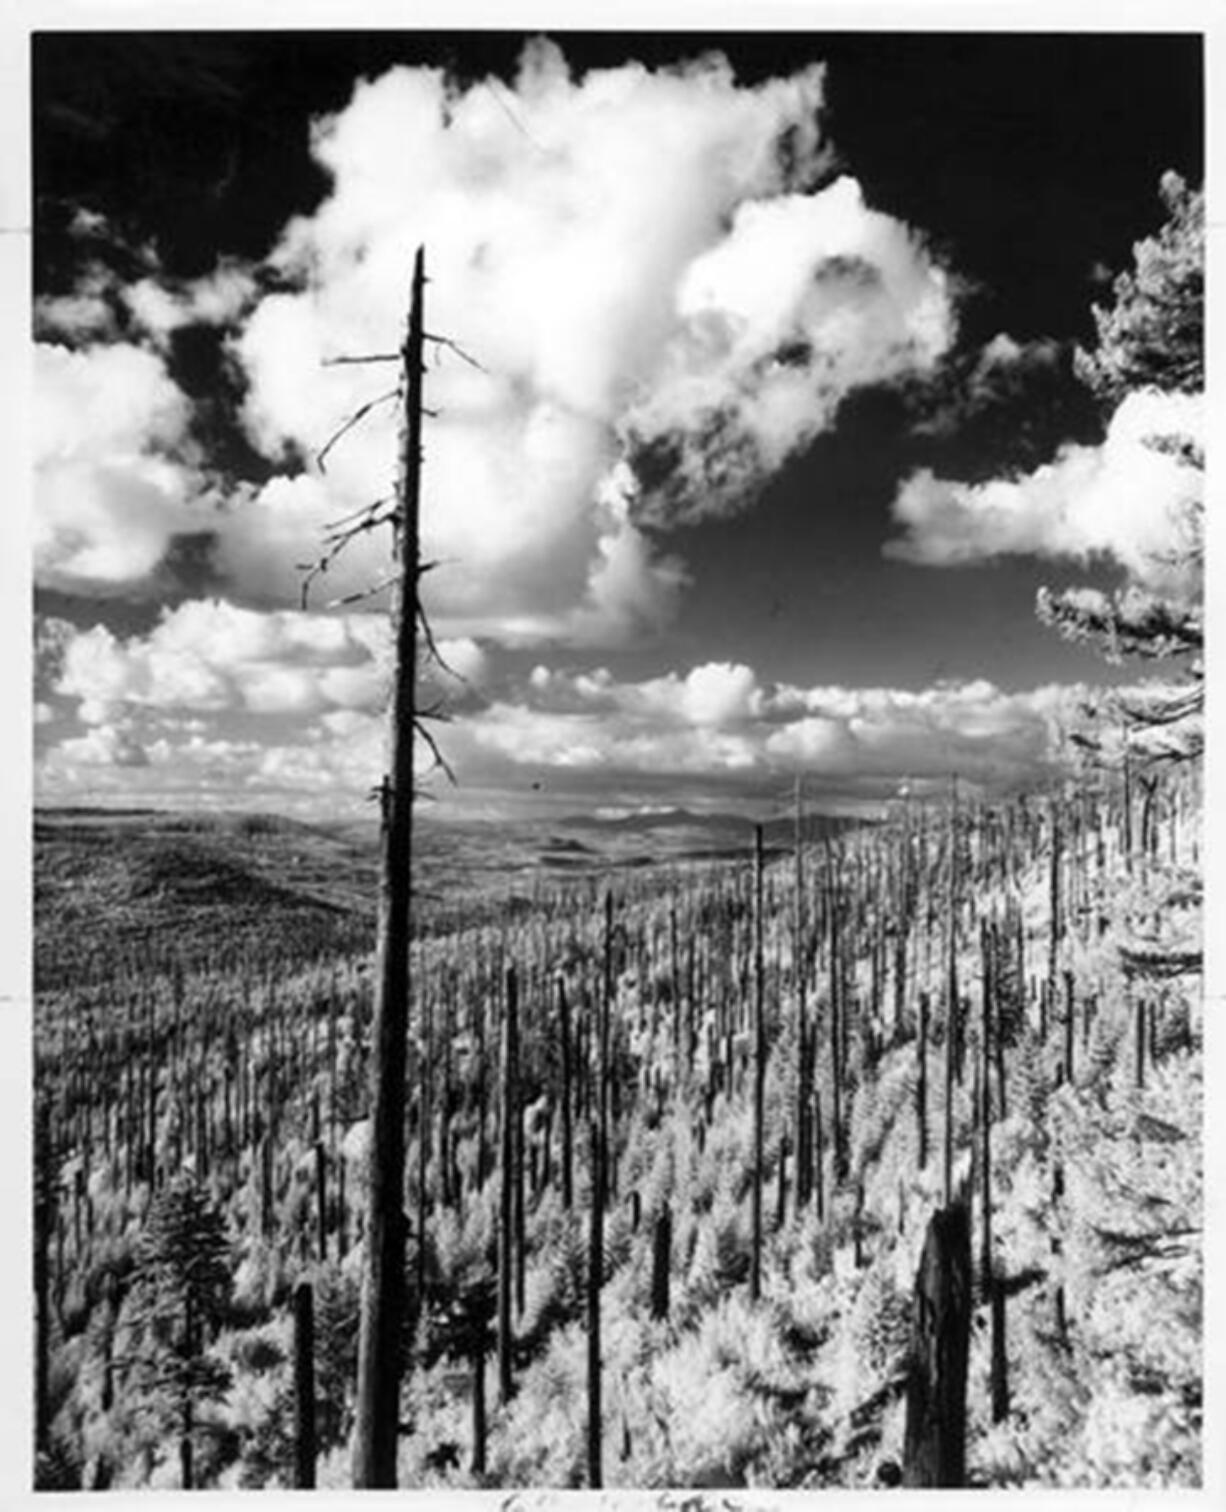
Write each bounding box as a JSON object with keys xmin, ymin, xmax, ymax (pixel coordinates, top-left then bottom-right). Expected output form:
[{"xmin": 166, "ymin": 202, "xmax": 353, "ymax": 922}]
[{"xmin": 24, "ymin": 11, "xmax": 1211, "ymax": 1496}]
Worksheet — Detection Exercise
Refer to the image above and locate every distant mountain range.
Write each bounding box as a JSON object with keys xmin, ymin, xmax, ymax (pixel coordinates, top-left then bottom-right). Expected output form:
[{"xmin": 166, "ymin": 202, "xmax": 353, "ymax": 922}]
[
  {"xmin": 559, "ymin": 804, "xmax": 863, "ymax": 848},
  {"xmin": 33, "ymin": 802, "xmax": 872, "ymax": 985}
]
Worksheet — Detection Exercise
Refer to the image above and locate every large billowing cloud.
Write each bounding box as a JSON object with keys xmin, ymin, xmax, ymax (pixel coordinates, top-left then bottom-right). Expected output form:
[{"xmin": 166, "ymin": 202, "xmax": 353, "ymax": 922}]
[
  {"xmin": 887, "ymin": 389, "xmax": 1202, "ymax": 594},
  {"xmin": 624, "ymin": 176, "xmax": 954, "ymax": 523},
  {"xmin": 35, "ymin": 40, "xmax": 956, "ymax": 646}
]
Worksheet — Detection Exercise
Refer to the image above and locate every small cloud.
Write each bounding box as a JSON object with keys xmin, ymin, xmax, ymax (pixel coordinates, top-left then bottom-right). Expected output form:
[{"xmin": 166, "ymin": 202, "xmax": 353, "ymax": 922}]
[
  {"xmin": 53, "ymin": 723, "xmax": 149, "ymax": 768},
  {"xmin": 886, "ymin": 389, "xmax": 1202, "ymax": 593}
]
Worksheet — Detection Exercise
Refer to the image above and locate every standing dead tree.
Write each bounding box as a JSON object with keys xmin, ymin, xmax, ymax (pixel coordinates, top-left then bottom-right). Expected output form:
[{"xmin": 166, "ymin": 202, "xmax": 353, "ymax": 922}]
[
  {"xmin": 305, "ymin": 248, "xmax": 466, "ymax": 1488},
  {"xmin": 750, "ymin": 825, "xmax": 766, "ymax": 1301},
  {"xmin": 348, "ymin": 248, "xmax": 427, "ymax": 1488}
]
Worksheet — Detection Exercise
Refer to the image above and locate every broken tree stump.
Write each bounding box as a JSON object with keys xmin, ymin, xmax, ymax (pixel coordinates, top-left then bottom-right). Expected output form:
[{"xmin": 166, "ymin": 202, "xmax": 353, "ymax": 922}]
[{"xmin": 903, "ymin": 1201, "xmax": 971, "ymax": 1487}]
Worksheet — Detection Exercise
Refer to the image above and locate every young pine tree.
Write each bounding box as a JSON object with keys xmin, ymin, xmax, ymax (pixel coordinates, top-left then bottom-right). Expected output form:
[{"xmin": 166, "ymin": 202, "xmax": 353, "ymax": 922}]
[{"xmin": 126, "ymin": 1175, "xmax": 233, "ymax": 1489}]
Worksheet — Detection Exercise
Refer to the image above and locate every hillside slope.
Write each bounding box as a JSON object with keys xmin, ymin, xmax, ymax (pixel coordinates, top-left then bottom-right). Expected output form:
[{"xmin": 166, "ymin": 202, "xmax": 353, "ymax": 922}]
[{"xmin": 32, "ymin": 770, "xmax": 1202, "ymax": 1491}]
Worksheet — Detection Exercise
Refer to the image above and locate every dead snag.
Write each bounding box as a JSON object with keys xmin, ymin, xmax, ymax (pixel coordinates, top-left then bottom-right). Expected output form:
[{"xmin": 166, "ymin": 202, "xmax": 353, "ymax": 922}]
[{"xmin": 903, "ymin": 1201, "xmax": 972, "ymax": 1488}]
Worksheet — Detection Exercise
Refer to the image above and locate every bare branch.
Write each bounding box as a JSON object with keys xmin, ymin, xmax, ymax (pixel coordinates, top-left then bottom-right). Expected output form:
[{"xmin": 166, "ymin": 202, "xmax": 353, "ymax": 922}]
[
  {"xmin": 300, "ymin": 509, "xmax": 399, "ymax": 607},
  {"xmin": 321, "ymin": 495, "xmax": 396, "ymax": 533},
  {"xmin": 322, "ymin": 508, "xmax": 398, "ymax": 547},
  {"xmin": 417, "ymin": 699, "xmax": 453, "ymax": 723},
  {"xmin": 416, "ymin": 603, "xmax": 460, "ymax": 680},
  {"xmin": 316, "ymin": 389, "xmax": 399, "ymax": 473},
  {"xmin": 299, "ymin": 558, "xmax": 329, "ymax": 610},
  {"xmin": 415, "ymin": 718, "xmax": 457, "ymax": 785},
  {"xmin": 422, "ymin": 332, "xmax": 487, "ymax": 372},
  {"xmin": 323, "ymin": 353, "xmax": 401, "ymax": 367},
  {"xmin": 325, "ymin": 576, "xmax": 400, "ymax": 609}
]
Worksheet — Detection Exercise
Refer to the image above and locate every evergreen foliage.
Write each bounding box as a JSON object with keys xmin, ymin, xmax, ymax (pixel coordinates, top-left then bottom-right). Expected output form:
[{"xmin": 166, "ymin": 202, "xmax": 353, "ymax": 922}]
[
  {"xmin": 124, "ymin": 1175, "xmax": 233, "ymax": 1487},
  {"xmin": 1040, "ymin": 174, "xmax": 1203, "ymax": 762}
]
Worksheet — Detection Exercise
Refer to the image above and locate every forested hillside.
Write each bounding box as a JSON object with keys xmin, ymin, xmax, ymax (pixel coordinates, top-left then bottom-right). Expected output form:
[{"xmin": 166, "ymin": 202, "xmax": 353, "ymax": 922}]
[{"xmin": 33, "ymin": 763, "xmax": 1202, "ymax": 1490}]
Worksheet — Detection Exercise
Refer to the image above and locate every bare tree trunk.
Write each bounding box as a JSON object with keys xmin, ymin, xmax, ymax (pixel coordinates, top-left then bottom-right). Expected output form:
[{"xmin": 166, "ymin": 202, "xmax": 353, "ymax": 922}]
[
  {"xmin": 588, "ymin": 893, "xmax": 614, "ymax": 1488},
  {"xmin": 651, "ymin": 1205, "xmax": 671, "ymax": 1321},
  {"xmin": 34, "ymin": 1101, "xmax": 53, "ymax": 1460},
  {"xmin": 294, "ymin": 1281, "xmax": 317, "ymax": 1489},
  {"xmin": 587, "ymin": 1114, "xmax": 603, "ymax": 1487},
  {"xmin": 498, "ymin": 966, "xmax": 517, "ymax": 1405},
  {"xmin": 917, "ymin": 990, "xmax": 929, "ymax": 1173},
  {"xmin": 827, "ymin": 847, "xmax": 844, "ymax": 1184},
  {"xmin": 979, "ymin": 924, "xmax": 993, "ymax": 1290},
  {"xmin": 181, "ymin": 1292, "xmax": 196, "ymax": 1489},
  {"xmin": 1048, "ymin": 799, "xmax": 1062, "ymax": 1010},
  {"xmin": 471, "ymin": 1344, "xmax": 487, "ymax": 1475},
  {"xmin": 944, "ymin": 783, "xmax": 959, "ymax": 1206},
  {"xmin": 751, "ymin": 825, "xmax": 766, "ymax": 1301},
  {"xmin": 353, "ymin": 248, "xmax": 426, "ymax": 1489},
  {"xmin": 559, "ymin": 975, "xmax": 574, "ymax": 1211},
  {"xmin": 794, "ymin": 779, "xmax": 808, "ymax": 1214},
  {"xmin": 903, "ymin": 1202, "xmax": 971, "ymax": 1487},
  {"xmin": 1062, "ymin": 968, "xmax": 1076, "ymax": 1087}
]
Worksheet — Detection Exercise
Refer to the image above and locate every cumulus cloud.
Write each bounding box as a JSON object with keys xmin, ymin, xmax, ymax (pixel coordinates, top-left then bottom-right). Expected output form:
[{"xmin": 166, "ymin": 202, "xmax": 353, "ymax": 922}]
[
  {"xmin": 36, "ymin": 42, "xmax": 958, "ymax": 644},
  {"xmin": 39, "ymin": 630, "xmax": 1087, "ymax": 813},
  {"xmin": 122, "ymin": 260, "xmax": 257, "ymax": 345},
  {"xmin": 212, "ymin": 43, "xmax": 952, "ymax": 643},
  {"xmin": 37, "ymin": 702, "xmax": 448, "ymax": 816},
  {"xmin": 34, "ymin": 264, "xmax": 122, "ymax": 344},
  {"xmin": 34, "ymin": 341, "xmax": 209, "ymax": 596},
  {"xmin": 54, "ymin": 599, "xmax": 389, "ymax": 725},
  {"xmin": 52, "ymin": 722, "xmax": 151, "ymax": 769},
  {"xmin": 626, "ymin": 177, "xmax": 955, "ymax": 522},
  {"xmin": 455, "ymin": 660, "xmax": 1083, "ymax": 797},
  {"xmin": 887, "ymin": 389, "xmax": 1202, "ymax": 592}
]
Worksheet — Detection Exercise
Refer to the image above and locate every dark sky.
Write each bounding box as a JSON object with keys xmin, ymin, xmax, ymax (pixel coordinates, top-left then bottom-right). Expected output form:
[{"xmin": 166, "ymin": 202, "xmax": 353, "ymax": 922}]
[{"xmin": 31, "ymin": 30, "xmax": 1204, "ymax": 816}]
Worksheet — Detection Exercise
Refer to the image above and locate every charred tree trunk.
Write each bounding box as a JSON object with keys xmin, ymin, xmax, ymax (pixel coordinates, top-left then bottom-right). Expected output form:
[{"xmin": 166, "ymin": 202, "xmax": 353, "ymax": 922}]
[
  {"xmin": 651, "ymin": 1205, "xmax": 671, "ymax": 1321},
  {"xmin": 943, "ymin": 785, "xmax": 959, "ymax": 1205},
  {"xmin": 827, "ymin": 848, "xmax": 844, "ymax": 1184},
  {"xmin": 558, "ymin": 975, "xmax": 574, "ymax": 1211},
  {"xmin": 990, "ymin": 1280, "xmax": 1009, "ymax": 1423},
  {"xmin": 353, "ymin": 248, "xmax": 426, "ymax": 1488},
  {"xmin": 587, "ymin": 1113, "xmax": 603, "ymax": 1488},
  {"xmin": 588, "ymin": 892, "xmax": 614, "ymax": 1488},
  {"xmin": 471, "ymin": 1342, "xmax": 487, "ymax": 1475},
  {"xmin": 794, "ymin": 778, "xmax": 808, "ymax": 1214},
  {"xmin": 294, "ymin": 1281, "xmax": 317, "ymax": 1489},
  {"xmin": 917, "ymin": 991, "xmax": 930, "ymax": 1173},
  {"xmin": 34, "ymin": 1101, "xmax": 53, "ymax": 1459},
  {"xmin": 903, "ymin": 1202, "xmax": 971, "ymax": 1487},
  {"xmin": 751, "ymin": 825, "xmax": 766, "ymax": 1301},
  {"xmin": 979, "ymin": 925, "xmax": 993, "ymax": 1291},
  {"xmin": 498, "ymin": 966, "xmax": 518, "ymax": 1405}
]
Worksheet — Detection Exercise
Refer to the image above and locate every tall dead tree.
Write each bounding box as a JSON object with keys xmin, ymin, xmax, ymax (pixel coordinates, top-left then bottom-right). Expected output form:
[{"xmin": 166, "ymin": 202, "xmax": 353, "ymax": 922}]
[
  {"xmin": 498, "ymin": 965, "xmax": 519, "ymax": 1404},
  {"xmin": 558, "ymin": 975, "xmax": 574, "ymax": 1211},
  {"xmin": 587, "ymin": 892, "xmax": 615, "ymax": 1488},
  {"xmin": 352, "ymin": 249, "xmax": 426, "ymax": 1488},
  {"xmin": 294, "ymin": 1281, "xmax": 317, "ymax": 1489},
  {"xmin": 751, "ymin": 825, "xmax": 766, "ymax": 1301},
  {"xmin": 794, "ymin": 780, "xmax": 810, "ymax": 1211},
  {"xmin": 943, "ymin": 780, "xmax": 959, "ymax": 1206}
]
